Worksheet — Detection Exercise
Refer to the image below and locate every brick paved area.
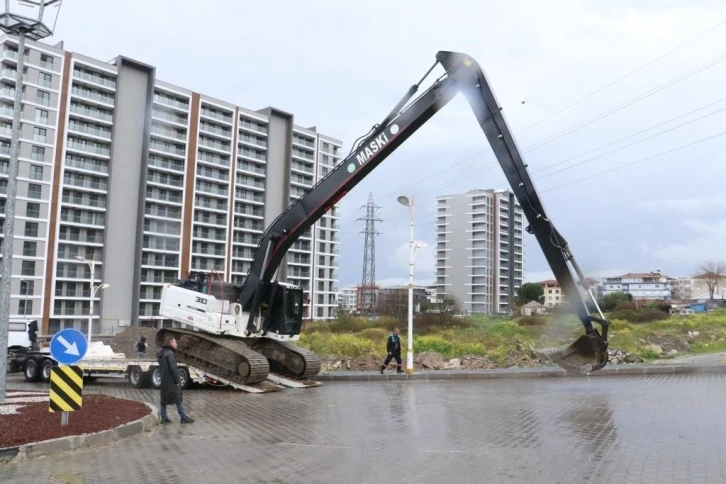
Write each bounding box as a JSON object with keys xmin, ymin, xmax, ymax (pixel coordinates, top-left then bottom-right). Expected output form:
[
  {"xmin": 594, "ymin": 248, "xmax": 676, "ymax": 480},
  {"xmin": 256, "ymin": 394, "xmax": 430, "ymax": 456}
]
[{"xmin": 2, "ymin": 374, "xmax": 726, "ymax": 483}]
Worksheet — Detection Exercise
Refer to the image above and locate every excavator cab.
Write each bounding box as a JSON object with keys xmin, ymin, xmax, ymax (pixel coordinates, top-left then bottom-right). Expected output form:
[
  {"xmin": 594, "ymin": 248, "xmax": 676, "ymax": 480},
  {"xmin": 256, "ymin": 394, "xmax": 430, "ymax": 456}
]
[{"xmin": 260, "ymin": 281, "xmax": 305, "ymax": 337}]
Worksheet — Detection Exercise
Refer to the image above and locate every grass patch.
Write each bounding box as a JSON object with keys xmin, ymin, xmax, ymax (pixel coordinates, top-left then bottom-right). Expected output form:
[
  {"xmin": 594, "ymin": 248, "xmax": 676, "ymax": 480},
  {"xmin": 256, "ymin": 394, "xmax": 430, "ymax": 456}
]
[{"xmin": 298, "ymin": 309, "xmax": 726, "ymax": 365}]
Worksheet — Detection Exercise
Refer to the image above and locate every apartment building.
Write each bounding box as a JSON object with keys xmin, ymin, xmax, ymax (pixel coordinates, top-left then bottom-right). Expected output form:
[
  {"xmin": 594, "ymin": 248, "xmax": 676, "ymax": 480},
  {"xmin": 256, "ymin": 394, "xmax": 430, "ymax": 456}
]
[
  {"xmin": 0, "ymin": 34, "xmax": 342, "ymax": 336},
  {"xmin": 538, "ymin": 277, "xmax": 599, "ymax": 308},
  {"xmin": 601, "ymin": 271, "xmax": 673, "ymax": 300},
  {"xmin": 435, "ymin": 188, "xmax": 525, "ymax": 315},
  {"xmin": 336, "ymin": 286, "xmax": 357, "ymax": 312}
]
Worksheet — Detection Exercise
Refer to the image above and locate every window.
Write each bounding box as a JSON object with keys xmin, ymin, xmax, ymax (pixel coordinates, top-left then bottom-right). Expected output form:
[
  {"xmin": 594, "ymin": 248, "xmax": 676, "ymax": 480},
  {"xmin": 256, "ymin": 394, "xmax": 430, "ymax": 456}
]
[
  {"xmin": 21, "ymin": 260, "xmax": 35, "ymax": 276},
  {"xmin": 317, "ymin": 307, "xmax": 324, "ymax": 318},
  {"xmin": 22, "ymin": 241, "xmax": 36, "ymax": 257},
  {"xmin": 33, "ymin": 127, "xmax": 46, "ymax": 142},
  {"xmin": 25, "ymin": 202, "xmax": 40, "ymax": 218},
  {"xmin": 31, "ymin": 145, "xmax": 45, "ymax": 161},
  {"xmin": 18, "ymin": 299, "xmax": 33, "ymax": 315},
  {"xmin": 20, "ymin": 279, "xmax": 34, "ymax": 295},
  {"xmin": 24, "ymin": 221, "xmax": 38, "ymax": 237},
  {"xmin": 40, "ymin": 54, "xmax": 54, "ymax": 69},
  {"xmin": 35, "ymin": 108, "xmax": 48, "ymax": 124},
  {"xmin": 29, "ymin": 164, "xmax": 43, "ymax": 180},
  {"xmin": 27, "ymin": 183, "xmax": 42, "ymax": 199},
  {"xmin": 38, "ymin": 72, "xmax": 52, "ymax": 88},
  {"xmin": 36, "ymin": 90, "xmax": 50, "ymax": 106}
]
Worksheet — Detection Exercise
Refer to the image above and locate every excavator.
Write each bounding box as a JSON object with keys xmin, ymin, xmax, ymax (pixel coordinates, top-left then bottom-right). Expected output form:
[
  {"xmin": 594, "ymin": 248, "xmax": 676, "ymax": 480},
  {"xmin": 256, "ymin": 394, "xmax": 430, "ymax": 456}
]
[{"xmin": 156, "ymin": 50, "xmax": 611, "ymax": 387}]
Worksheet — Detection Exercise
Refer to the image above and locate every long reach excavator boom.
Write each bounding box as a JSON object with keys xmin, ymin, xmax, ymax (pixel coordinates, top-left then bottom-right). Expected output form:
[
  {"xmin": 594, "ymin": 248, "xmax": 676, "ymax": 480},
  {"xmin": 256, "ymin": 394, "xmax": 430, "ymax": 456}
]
[{"xmin": 157, "ymin": 51, "xmax": 610, "ymax": 387}]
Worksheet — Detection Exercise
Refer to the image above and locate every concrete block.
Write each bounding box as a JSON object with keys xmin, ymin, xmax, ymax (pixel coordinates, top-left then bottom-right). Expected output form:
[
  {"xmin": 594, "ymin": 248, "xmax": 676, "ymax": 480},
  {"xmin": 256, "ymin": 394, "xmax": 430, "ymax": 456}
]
[
  {"xmin": 83, "ymin": 429, "xmax": 116, "ymax": 447},
  {"xmin": 115, "ymin": 420, "xmax": 144, "ymax": 439},
  {"xmin": 613, "ymin": 366, "xmax": 646, "ymax": 375},
  {"xmin": 25, "ymin": 435, "xmax": 76, "ymax": 458}
]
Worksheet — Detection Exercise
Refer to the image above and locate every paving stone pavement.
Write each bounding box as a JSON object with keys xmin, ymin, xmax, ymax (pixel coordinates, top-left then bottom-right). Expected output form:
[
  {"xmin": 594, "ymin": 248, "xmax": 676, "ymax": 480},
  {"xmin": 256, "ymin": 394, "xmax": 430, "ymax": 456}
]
[{"xmin": 2, "ymin": 373, "xmax": 726, "ymax": 483}]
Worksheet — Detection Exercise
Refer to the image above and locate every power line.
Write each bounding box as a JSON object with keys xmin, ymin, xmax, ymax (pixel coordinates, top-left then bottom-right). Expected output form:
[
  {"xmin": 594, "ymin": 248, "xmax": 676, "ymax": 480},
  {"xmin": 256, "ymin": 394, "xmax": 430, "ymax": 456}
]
[
  {"xmin": 537, "ymin": 104, "xmax": 726, "ymax": 180},
  {"xmin": 541, "ymin": 129, "xmax": 726, "ymax": 193},
  {"xmin": 522, "ymin": 51, "xmax": 726, "ymax": 153},
  {"xmin": 532, "ymin": 96, "xmax": 726, "ymax": 176},
  {"xmin": 516, "ymin": 18, "xmax": 726, "ymax": 136}
]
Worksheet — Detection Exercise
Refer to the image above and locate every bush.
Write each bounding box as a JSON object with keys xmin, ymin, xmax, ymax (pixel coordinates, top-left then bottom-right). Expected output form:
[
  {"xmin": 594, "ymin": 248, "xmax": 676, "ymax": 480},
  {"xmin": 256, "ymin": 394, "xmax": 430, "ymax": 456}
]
[
  {"xmin": 412, "ymin": 313, "xmax": 474, "ymax": 334},
  {"xmin": 516, "ymin": 316, "xmax": 548, "ymax": 327},
  {"xmin": 609, "ymin": 309, "xmax": 668, "ymax": 324}
]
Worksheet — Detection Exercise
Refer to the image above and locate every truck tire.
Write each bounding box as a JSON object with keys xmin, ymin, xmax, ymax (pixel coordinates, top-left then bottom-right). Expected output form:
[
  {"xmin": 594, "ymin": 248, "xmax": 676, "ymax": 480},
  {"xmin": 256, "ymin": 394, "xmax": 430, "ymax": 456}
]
[
  {"xmin": 23, "ymin": 358, "xmax": 41, "ymax": 382},
  {"xmin": 179, "ymin": 367, "xmax": 191, "ymax": 389},
  {"xmin": 128, "ymin": 366, "xmax": 150, "ymax": 389},
  {"xmin": 150, "ymin": 366, "xmax": 162, "ymax": 390},
  {"xmin": 40, "ymin": 359, "xmax": 54, "ymax": 383}
]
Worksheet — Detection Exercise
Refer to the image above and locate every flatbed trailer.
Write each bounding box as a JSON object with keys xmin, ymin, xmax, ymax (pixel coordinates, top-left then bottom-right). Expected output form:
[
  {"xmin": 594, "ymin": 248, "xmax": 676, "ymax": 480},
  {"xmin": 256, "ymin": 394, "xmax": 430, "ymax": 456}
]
[{"xmin": 7, "ymin": 341, "xmax": 318, "ymax": 393}]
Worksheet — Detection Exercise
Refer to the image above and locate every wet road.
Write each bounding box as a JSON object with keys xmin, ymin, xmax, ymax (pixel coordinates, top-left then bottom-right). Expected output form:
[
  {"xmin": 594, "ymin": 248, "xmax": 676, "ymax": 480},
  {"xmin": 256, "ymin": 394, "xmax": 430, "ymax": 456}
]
[{"xmin": 2, "ymin": 373, "xmax": 726, "ymax": 483}]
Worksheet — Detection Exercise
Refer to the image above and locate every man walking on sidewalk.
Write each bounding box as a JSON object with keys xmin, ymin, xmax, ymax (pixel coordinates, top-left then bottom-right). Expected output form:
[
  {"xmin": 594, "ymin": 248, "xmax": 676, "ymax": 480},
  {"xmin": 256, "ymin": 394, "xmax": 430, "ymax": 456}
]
[
  {"xmin": 380, "ymin": 328, "xmax": 404, "ymax": 374},
  {"xmin": 157, "ymin": 336, "xmax": 195, "ymax": 424}
]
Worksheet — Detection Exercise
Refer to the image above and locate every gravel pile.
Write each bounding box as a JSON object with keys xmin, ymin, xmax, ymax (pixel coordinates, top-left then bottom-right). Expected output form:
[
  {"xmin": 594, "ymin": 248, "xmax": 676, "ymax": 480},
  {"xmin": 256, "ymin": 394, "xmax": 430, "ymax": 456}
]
[{"xmin": 108, "ymin": 327, "xmax": 161, "ymax": 357}]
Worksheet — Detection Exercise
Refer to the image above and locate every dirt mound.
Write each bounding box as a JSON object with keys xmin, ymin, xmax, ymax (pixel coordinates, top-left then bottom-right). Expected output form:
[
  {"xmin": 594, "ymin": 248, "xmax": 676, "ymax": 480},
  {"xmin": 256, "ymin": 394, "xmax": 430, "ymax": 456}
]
[{"xmin": 107, "ymin": 327, "xmax": 160, "ymax": 357}]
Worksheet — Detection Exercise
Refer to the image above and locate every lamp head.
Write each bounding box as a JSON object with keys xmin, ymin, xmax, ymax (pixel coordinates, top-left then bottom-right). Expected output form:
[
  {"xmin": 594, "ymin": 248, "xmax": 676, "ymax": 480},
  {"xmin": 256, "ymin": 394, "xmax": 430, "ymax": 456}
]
[{"xmin": 397, "ymin": 195, "xmax": 410, "ymax": 207}]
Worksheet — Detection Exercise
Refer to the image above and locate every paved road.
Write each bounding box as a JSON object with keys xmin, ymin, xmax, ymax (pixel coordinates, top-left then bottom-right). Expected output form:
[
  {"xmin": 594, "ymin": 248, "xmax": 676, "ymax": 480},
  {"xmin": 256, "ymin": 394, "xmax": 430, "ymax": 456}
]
[{"xmin": 2, "ymin": 373, "xmax": 726, "ymax": 483}]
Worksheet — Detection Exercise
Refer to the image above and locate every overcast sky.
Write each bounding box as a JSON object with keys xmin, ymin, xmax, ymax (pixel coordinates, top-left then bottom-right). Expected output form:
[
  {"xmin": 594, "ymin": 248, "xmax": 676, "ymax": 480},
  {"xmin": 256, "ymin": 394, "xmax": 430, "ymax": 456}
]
[{"xmin": 42, "ymin": 0, "xmax": 726, "ymax": 288}]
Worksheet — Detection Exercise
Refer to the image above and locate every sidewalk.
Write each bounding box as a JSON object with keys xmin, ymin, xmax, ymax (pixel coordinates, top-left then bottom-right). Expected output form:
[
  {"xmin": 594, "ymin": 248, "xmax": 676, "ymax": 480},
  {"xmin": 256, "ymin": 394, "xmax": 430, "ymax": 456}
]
[{"xmin": 313, "ymin": 361, "xmax": 726, "ymax": 382}]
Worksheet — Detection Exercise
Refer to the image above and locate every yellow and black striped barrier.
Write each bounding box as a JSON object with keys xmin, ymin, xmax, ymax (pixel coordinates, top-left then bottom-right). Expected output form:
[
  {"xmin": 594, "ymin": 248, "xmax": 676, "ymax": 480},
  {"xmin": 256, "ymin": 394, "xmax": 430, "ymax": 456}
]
[{"xmin": 49, "ymin": 365, "xmax": 83, "ymax": 414}]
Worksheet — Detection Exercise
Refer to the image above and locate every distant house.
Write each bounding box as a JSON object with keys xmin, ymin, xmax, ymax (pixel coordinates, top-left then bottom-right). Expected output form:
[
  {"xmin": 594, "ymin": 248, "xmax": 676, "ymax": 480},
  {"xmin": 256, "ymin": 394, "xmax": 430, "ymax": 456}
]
[
  {"xmin": 538, "ymin": 277, "xmax": 600, "ymax": 308},
  {"xmin": 520, "ymin": 300, "xmax": 545, "ymax": 316},
  {"xmin": 601, "ymin": 270, "xmax": 673, "ymax": 300}
]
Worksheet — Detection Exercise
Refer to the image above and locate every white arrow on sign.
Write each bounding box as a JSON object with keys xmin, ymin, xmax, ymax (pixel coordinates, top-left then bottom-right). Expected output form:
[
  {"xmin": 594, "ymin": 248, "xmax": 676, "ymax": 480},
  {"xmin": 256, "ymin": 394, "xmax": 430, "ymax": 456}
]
[{"xmin": 57, "ymin": 335, "xmax": 80, "ymax": 356}]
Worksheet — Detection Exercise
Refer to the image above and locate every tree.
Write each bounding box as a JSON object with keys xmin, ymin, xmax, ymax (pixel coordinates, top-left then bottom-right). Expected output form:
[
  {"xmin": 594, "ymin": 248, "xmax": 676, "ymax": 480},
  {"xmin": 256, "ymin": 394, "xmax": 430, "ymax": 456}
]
[
  {"xmin": 698, "ymin": 260, "xmax": 726, "ymax": 300},
  {"xmin": 597, "ymin": 291, "xmax": 633, "ymax": 312},
  {"xmin": 377, "ymin": 290, "xmax": 409, "ymax": 322},
  {"xmin": 435, "ymin": 293, "xmax": 462, "ymax": 322},
  {"xmin": 514, "ymin": 282, "xmax": 544, "ymax": 307}
]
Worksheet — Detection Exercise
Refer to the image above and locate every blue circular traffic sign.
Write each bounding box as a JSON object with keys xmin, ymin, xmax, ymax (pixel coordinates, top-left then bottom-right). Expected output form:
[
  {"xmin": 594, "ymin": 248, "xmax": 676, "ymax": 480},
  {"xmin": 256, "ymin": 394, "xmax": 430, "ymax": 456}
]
[{"xmin": 50, "ymin": 328, "xmax": 88, "ymax": 365}]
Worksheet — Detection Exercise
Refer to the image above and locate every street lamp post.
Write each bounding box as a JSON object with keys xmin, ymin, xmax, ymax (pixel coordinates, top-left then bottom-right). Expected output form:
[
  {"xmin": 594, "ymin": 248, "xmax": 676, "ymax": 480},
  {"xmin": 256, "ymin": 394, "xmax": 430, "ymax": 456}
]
[
  {"xmin": 0, "ymin": 0, "xmax": 62, "ymax": 403},
  {"xmin": 76, "ymin": 255, "xmax": 109, "ymax": 344},
  {"xmin": 397, "ymin": 195, "xmax": 428, "ymax": 374}
]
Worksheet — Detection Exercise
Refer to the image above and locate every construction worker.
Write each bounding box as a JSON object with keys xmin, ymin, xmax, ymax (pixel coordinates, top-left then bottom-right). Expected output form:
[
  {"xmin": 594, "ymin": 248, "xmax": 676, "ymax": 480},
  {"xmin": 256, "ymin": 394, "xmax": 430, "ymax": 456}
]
[{"xmin": 380, "ymin": 327, "xmax": 404, "ymax": 374}]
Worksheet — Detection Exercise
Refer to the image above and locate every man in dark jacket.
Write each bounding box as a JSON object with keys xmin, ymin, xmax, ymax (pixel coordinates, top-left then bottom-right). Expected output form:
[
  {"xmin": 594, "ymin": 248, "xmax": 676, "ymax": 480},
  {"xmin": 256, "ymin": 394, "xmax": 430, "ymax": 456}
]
[
  {"xmin": 380, "ymin": 328, "xmax": 404, "ymax": 374},
  {"xmin": 157, "ymin": 337, "xmax": 194, "ymax": 424}
]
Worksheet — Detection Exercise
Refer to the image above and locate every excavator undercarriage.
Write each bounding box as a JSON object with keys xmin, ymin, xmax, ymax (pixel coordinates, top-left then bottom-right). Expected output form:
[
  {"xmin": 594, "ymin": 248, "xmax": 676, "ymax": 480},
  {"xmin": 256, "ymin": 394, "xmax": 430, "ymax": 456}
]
[{"xmin": 155, "ymin": 327, "xmax": 322, "ymax": 385}]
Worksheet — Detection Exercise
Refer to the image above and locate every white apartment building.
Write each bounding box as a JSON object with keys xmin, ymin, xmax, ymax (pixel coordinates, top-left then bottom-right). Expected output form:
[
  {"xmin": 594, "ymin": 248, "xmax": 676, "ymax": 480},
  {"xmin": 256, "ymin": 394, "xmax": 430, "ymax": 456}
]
[
  {"xmin": 337, "ymin": 285, "xmax": 357, "ymax": 312},
  {"xmin": 435, "ymin": 188, "xmax": 525, "ymax": 315},
  {"xmin": 601, "ymin": 271, "xmax": 673, "ymax": 300},
  {"xmin": 0, "ymin": 34, "xmax": 342, "ymax": 336}
]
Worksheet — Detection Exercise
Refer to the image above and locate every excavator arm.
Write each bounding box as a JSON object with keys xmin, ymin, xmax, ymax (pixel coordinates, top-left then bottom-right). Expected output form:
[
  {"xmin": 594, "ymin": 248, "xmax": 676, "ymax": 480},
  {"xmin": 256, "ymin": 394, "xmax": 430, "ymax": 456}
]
[{"xmin": 242, "ymin": 50, "xmax": 610, "ymax": 374}]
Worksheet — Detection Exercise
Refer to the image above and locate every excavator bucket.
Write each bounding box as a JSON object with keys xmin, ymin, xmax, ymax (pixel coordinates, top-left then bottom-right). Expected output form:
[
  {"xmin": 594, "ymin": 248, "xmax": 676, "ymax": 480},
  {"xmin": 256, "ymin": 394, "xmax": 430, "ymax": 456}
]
[{"xmin": 540, "ymin": 333, "xmax": 609, "ymax": 375}]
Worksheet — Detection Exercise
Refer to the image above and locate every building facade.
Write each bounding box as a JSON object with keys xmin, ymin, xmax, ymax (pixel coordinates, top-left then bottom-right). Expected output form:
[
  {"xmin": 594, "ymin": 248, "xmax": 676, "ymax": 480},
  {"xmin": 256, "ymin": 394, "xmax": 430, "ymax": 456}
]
[
  {"xmin": 538, "ymin": 277, "xmax": 599, "ymax": 308},
  {"xmin": 0, "ymin": 35, "xmax": 342, "ymax": 336},
  {"xmin": 434, "ymin": 188, "xmax": 525, "ymax": 315},
  {"xmin": 601, "ymin": 271, "xmax": 673, "ymax": 300},
  {"xmin": 337, "ymin": 285, "xmax": 357, "ymax": 312}
]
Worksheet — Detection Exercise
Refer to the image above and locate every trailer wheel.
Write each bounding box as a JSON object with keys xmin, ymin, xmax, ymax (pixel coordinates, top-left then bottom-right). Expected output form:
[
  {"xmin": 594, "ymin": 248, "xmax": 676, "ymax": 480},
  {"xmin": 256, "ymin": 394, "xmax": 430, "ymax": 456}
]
[
  {"xmin": 24, "ymin": 358, "xmax": 41, "ymax": 382},
  {"xmin": 40, "ymin": 359, "xmax": 54, "ymax": 383},
  {"xmin": 150, "ymin": 366, "xmax": 162, "ymax": 389},
  {"xmin": 179, "ymin": 367, "xmax": 191, "ymax": 389},
  {"xmin": 128, "ymin": 366, "xmax": 150, "ymax": 389}
]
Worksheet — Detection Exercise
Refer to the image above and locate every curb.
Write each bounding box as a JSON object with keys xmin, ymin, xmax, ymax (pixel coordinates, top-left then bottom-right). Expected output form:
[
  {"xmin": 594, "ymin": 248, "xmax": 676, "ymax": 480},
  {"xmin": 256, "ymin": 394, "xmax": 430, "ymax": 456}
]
[
  {"xmin": 0, "ymin": 399, "xmax": 159, "ymax": 464},
  {"xmin": 312, "ymin": 363, "xmax": 726, "ymax": 382}
]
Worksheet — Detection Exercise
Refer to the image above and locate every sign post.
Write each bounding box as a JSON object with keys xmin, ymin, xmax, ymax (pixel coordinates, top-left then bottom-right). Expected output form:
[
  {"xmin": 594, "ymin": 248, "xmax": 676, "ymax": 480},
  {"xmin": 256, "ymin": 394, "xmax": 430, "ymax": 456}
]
[{"xmin": 48, "ymin": 329, "xmax": 88, "ymax": 425}]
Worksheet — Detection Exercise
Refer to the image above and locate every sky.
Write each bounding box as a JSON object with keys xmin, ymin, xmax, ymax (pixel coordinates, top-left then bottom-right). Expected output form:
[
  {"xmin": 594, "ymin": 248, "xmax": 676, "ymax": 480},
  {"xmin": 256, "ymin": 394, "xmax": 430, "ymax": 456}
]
[{"xmin": 37, "ymin": 0, "xmax": 726, "ymax": 289}]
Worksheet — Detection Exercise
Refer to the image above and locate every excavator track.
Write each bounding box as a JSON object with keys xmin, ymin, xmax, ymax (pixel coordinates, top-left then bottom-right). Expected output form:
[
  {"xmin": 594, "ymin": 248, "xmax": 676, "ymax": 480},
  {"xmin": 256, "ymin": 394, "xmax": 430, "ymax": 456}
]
[
  {"xmin": 248, "ymin": 339, "xmax": 322, "ymax": 380},
  {"xmin": 156, "ymin": 328, "xmax": 270, "ymax": 385}
]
